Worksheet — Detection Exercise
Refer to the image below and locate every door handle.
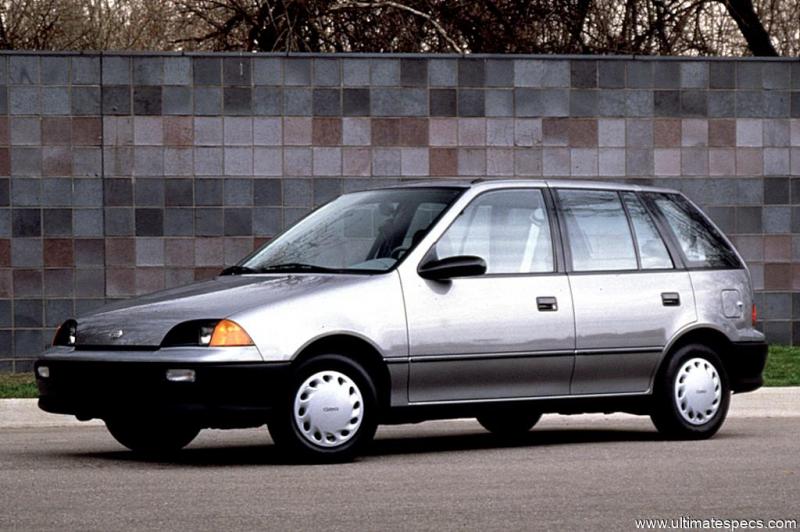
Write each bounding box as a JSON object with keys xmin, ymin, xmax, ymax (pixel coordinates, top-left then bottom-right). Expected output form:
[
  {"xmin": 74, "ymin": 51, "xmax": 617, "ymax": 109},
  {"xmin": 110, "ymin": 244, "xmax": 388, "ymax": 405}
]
[
  {"xmin": 661, "ymin": 292, "xmax": 680, "ymax": 306},
  {"xmin": 537, "ymin": 296, "xmax": 558, "ymax": 311}
]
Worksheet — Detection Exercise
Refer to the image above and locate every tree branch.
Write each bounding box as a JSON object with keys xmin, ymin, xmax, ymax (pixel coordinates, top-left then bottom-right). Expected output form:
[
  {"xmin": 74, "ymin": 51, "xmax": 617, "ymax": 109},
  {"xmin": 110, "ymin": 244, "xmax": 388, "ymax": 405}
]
[
  {"xmin": 718, "ymin": 0, "xmax": 778, "ymax": 56},
  {"xmin": 329, "ymin": 0, "xmax": 463, "ymax": 52}
]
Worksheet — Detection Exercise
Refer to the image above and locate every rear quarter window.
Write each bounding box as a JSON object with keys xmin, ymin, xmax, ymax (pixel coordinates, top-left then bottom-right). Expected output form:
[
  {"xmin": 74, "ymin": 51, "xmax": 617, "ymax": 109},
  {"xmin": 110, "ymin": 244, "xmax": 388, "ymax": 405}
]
[{"xmin": 644, "ymin": 193, "xmax": 741, "ymax": 269}]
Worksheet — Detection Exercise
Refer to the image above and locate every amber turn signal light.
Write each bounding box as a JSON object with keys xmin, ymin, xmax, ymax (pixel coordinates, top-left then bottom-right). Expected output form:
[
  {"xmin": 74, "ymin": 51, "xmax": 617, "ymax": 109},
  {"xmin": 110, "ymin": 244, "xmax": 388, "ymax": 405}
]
[{"xmin": 209, "ymin": 319, "xmax": 254, "ymax": 347}]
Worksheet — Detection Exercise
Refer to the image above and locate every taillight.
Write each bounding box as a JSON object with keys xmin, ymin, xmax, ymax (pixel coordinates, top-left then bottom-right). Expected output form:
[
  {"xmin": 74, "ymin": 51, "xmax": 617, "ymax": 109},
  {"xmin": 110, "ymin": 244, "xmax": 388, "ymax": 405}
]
[{"xmin": 752, "ymin": 303, "xmax": 757, "ymax": 323}]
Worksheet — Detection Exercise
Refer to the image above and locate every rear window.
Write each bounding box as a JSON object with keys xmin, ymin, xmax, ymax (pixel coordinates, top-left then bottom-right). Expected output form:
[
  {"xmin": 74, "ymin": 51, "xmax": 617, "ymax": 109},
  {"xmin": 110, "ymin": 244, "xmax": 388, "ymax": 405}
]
[
  {"xmin": 556, "ymin": 189, "xmax": 637, "ymax": 272},
  {"xmin": 644, "ymin": 193, "xmax": 741, "ymax": 269}
]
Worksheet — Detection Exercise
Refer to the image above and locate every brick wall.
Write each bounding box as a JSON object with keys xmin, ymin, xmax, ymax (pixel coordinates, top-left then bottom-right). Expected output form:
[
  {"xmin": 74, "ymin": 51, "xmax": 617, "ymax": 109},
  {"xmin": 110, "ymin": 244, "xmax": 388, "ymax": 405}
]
[{"xmin": 1, "ymin": 52, "xmax": 800, "ymax": 371}]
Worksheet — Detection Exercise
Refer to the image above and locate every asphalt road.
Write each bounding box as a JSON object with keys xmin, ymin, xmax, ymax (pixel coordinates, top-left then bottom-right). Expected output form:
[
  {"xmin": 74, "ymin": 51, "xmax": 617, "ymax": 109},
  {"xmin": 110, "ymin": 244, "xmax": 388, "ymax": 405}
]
[{"xmin": 1, "ymin": 415, "xmax": 797, "ymax": 531}]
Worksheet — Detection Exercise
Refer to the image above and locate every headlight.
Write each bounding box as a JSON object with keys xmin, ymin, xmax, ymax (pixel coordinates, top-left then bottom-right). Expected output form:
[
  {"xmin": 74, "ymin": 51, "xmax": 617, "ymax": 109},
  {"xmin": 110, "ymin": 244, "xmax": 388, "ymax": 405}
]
[
  {"xmin": 162, "ymin": 320, "xmax": 218, "ymax": 347},
  {"xmin": 53, "ymin": 320, "xmax": 77, "ymax": 346},
  {"xmin": 199, "ymin": 324, "xmax": 214, "ymax": 345},
  {"xmin": 161, "ymin": 319, "xmax": 254, "ymax": 347}
]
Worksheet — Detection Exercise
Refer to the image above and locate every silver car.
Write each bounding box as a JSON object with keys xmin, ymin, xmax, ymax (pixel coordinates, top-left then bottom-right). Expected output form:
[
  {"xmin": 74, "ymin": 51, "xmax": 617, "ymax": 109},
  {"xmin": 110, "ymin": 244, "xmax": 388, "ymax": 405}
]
[{"xmin": 36, "ymin": 180, "xmax": 767, "ymax": 461}]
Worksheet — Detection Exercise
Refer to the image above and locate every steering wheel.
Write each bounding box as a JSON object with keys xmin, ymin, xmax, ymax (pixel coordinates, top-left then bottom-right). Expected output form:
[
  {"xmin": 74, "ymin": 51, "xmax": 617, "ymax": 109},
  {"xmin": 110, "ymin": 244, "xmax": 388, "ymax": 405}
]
[{"xmin": 389, "ymin": 246, "xmax": 409, "ymax": 259}]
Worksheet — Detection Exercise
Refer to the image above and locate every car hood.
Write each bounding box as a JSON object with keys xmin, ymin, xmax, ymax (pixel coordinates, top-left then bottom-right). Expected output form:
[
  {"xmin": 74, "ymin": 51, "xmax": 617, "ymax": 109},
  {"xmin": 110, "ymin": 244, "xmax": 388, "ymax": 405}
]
[{"xmin": 75, "ymin": 274, "xmax": 357, "ymax": 347}]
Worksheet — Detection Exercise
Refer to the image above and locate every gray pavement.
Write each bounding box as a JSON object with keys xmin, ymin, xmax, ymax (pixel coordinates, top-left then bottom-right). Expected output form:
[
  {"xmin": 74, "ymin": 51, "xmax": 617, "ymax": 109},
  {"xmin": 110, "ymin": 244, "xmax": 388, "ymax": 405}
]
[{"xmin": 1, "ymin": 398, "xmax": 798, "ymax": 531}]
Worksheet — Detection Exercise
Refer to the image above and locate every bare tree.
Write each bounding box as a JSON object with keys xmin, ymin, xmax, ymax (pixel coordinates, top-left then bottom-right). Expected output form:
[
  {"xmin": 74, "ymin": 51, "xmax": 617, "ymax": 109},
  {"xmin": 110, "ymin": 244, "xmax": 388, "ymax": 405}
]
[
  {"xmin": 1, "ymin": 0, "xmax": 798, "ymax": 56},
  {"xmin": 720, "ymin": 0, "xmax": 778, "ymax": 55},
  {"xmin": 0, "ymin": 0, "xmax": 189, "ymax": 50}
]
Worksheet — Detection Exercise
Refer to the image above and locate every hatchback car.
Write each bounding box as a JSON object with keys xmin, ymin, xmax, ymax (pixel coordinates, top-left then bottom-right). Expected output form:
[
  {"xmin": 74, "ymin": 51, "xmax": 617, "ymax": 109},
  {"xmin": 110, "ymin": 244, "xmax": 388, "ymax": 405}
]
[{"xmin": 36, "ymin": 179, "xmax": 767, "ymax": 461}]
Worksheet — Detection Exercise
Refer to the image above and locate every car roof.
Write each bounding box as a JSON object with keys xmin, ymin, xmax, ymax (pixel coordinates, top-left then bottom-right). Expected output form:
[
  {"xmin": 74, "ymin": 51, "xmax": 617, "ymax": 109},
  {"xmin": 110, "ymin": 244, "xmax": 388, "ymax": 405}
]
[{"xmin": 380, "ymin": 178, "xmax": 678, "ymax": 194}]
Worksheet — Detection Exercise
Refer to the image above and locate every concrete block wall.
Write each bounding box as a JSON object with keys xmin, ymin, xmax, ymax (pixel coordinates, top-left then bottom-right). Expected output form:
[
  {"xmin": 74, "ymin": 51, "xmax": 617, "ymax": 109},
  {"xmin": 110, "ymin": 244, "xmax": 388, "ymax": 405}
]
[{"xmin": 1, "ymin": 52, "xmax": 800, "ymax": 371}]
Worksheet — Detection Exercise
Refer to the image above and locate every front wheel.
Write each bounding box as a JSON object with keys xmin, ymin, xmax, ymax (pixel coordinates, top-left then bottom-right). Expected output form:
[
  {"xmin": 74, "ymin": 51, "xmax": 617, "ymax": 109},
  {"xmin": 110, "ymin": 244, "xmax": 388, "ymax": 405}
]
[
  {"xmin": 650, "ymin": 344, "xmax": 730, "ymax": 440},
  {"xmin": 477, "ymin": 410, "xmax": 542, "ymax": 437},
  {"xmin": 268, "ymin": 354, "xmax": 378, "ymax": 462},
  {"xmin": 105, "ymin": 416, "xmax": 200, "ymax": 454}
]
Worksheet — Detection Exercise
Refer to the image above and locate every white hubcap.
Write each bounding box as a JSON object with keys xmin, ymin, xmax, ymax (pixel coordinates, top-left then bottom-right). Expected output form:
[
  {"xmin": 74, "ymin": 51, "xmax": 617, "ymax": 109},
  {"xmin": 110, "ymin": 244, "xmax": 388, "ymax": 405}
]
[
  {"xmin": 293, "ymin": 370, "xmax": 363, "ymax": 448},
  {"xmin": 674, "ymin": 357, "xmax": 721, "ymax": 425}
]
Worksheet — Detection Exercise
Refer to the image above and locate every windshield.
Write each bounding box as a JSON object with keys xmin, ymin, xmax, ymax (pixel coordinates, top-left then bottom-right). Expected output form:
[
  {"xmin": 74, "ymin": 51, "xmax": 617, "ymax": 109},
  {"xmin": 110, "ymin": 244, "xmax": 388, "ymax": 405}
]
[{"xmin": 236, "ymin": 187, "xmax": 464, "ymax": 274}]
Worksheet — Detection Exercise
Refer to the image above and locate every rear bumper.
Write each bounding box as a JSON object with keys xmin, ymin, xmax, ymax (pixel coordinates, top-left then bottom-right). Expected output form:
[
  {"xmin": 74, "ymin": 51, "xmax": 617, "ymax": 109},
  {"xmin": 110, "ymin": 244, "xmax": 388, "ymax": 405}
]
[
  {"xmin": 727, "ymin": 341, "xmax": 768, "ymax": 393},
  {"xmin": 35, "ymin": 359, "xmax": 291, "ymax": 428}
]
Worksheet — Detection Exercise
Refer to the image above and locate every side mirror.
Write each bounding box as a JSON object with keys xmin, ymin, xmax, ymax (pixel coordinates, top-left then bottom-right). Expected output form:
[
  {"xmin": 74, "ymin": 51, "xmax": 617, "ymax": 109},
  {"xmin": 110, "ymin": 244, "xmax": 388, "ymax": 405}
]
[{"xmin": 418, "ymin": 255, "xmax": 487, "ymax": 281}]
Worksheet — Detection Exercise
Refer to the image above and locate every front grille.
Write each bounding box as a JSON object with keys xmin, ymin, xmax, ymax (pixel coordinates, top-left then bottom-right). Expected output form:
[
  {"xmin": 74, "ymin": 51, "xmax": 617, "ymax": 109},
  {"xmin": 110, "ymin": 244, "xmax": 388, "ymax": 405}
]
[{"xmin": 73, "ymin": 345, "xmax": 159, "ymax": 352}]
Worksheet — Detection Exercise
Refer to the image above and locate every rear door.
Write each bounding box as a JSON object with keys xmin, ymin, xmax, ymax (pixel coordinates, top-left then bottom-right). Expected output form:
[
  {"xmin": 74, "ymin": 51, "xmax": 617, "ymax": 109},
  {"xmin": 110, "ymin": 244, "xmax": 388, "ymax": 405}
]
[
  {"xmin": 643, "ymin": 192, "xmax": 753, "ymax": 340},
  {"xmin": 555, "ymin": 188, "xmax": 697, "ymax": 395}
]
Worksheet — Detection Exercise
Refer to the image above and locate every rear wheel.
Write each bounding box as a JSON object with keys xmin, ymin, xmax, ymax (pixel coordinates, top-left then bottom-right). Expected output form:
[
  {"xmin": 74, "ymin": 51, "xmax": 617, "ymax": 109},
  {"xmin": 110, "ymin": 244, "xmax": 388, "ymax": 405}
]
[
  {"xmin": 268, "ymin": 354, "xmax": 378, "ymax": 462},
  {"xmin": 650, "ymin": 344, "xmax": 730, "ymax": 440},
  {"xmin": 477, "ymin": 410, "xmax": 542, "ymax": 437},
  {"xmin": 105, "ymin": 416, "xmax": 200, "ymax": 454}
]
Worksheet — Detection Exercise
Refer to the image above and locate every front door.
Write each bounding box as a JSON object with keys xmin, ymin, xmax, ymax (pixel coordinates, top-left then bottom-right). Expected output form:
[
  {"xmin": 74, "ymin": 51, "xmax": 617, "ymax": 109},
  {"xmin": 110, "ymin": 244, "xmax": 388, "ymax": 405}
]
[
  {"xmin": 402, "ymin": 188, "xmax": 576, "ymax": 403},
  {"xmin": 554, "ymin": 188, "xmax": 697, "ymax": 395}
]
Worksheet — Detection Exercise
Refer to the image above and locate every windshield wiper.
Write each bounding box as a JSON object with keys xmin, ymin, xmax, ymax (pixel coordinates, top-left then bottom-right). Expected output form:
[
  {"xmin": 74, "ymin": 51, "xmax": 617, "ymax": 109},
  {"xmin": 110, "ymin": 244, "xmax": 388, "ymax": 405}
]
[
  {"xmin": 221, "ymin": 263, "xmax": 341, "ymax": 275},
  {"xmin": 259, "ymin": 263, "xmax": 339, "ymax": 273},
  {"xmin": 219, "ymin": 265, "xmax": 259, "ymax": 276}
]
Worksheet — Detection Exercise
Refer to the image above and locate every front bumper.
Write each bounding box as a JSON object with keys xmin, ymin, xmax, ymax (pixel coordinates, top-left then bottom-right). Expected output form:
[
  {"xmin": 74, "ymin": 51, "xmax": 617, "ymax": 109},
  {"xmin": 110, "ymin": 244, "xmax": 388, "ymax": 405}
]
[
  {"xmin": 727, "ymin": 340, "xmax": 768, "ymax": 393},
  {"xmin": 35, "ymin": 359, "xmax": 291, "ymax": 428}
]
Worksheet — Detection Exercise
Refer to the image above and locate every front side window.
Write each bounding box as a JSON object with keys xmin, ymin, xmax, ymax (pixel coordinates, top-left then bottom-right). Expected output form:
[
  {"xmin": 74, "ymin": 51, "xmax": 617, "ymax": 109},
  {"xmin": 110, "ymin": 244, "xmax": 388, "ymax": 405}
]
[
  {"xmin": 645, "ymin": 193, "xmax": 741, "ymax": 269},
  {"xmin": 557, "ymin": 189, "xmax": 637, "ymax": 272},
  {"xmin": 621, "ymin": 192, "xmax": 673, "ymax": 270},
  {"xmin": 239, "ymin": 188, "xmax": 463, "ymax": 273},
  {"xmin": 434, "ymin": 189, "xmax": 554, "ymax": 274}
]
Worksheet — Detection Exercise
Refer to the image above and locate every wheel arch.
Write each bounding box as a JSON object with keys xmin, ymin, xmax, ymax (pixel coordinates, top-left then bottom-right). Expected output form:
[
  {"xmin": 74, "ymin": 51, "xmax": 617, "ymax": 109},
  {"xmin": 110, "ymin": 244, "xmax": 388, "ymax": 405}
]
[
  {"xmin": 655, "ymin": 326, "xmax": 735, "ymax": 386},
  {"xmin": 292, "ymin": 334, "xmax": 392, "ymax": 413}
]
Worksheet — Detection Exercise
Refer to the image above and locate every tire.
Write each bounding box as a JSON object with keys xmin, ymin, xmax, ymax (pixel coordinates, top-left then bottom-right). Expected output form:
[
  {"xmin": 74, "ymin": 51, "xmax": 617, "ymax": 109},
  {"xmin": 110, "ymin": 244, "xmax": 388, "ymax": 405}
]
[
  {"xmin": 105, "ymin": 416, "xmax": 200, "ymax": 454},
  {"xmin": 650, "ymin": 343, "xmax": 730, "ymax": 440},
  {"xmin": 268, "ymin": 354, "xmax": 378, "ymax": 463},
  {"xmin": 477, "ymin": 410, "xmax": 542, "ymax": 438}
]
